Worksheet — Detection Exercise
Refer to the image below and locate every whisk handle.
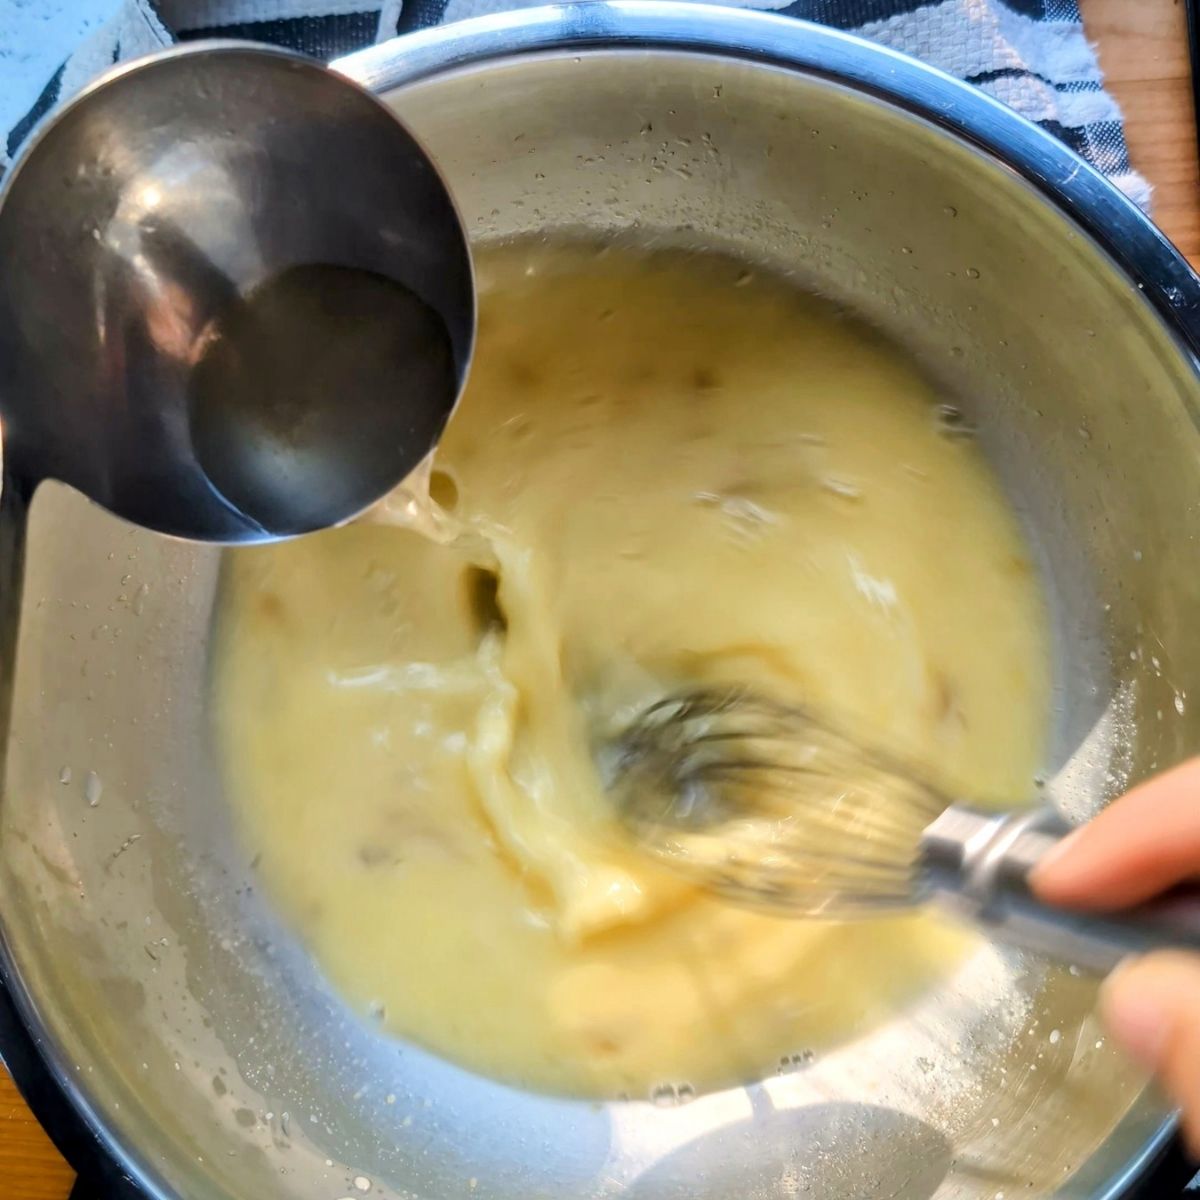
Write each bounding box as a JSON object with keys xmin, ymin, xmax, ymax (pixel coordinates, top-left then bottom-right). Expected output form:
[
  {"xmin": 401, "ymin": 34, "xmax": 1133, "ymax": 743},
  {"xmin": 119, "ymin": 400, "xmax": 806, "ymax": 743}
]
[{"xmin": 921, "ymin": 804, "xmax": 1200, "ymax": 974}]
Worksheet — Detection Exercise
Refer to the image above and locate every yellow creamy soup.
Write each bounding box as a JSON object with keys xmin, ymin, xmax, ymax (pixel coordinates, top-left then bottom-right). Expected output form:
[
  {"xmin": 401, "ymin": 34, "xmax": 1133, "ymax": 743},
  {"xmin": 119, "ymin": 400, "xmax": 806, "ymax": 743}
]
[{"xmin": 213, "ymin": 242, "xmax": 1049, "ymax": 1098}]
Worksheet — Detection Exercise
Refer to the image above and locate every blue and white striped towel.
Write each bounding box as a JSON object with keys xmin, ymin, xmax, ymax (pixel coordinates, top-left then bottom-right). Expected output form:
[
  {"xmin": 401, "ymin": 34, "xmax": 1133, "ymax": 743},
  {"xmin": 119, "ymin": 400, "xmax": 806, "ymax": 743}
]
[{"xmin": 2, "ymin": 0, "xmax": 1150, "ymax": 209}]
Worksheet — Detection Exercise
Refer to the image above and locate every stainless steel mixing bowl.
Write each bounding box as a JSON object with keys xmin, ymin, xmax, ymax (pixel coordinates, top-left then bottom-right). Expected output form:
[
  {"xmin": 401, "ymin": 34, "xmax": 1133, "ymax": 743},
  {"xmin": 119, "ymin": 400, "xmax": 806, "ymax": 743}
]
[{"xmin": 3, "ymin": 5, "xmax": 1200, "ymax": 1198}]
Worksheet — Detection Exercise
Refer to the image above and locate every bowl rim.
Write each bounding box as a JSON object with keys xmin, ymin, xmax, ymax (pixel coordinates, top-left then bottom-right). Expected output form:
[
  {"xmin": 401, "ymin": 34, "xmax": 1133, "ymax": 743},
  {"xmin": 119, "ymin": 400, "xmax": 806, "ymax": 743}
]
[
  {"xmin": 335, "ymin": 0, "xmax": 1200, "ymax": 372},
  {"xmin": 2, "ymin": 5, "xmax": 1194, "ymax": 1199}
]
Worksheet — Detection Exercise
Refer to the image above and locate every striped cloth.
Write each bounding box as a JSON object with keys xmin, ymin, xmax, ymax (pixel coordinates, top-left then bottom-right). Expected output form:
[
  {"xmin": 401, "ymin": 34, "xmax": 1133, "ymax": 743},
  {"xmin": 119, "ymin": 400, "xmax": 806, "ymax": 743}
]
[{"xmin": 3, "ymin": 0, "xmax": 1150, "ymax": 210}]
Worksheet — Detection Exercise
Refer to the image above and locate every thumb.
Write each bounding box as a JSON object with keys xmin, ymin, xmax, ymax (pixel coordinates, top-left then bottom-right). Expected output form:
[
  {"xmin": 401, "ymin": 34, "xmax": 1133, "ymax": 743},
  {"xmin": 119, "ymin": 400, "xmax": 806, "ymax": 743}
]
[{"xmin": 1102, "ymin": 952, "xmax": 1200, "ymax": 1157}]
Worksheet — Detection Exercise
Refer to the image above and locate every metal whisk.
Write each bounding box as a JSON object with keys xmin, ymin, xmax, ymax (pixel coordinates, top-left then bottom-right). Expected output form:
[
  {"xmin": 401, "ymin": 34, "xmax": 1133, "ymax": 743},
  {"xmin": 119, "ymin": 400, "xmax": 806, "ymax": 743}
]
[{"xmin": 607, "ymin": 689, "xmax": 1200, "ymax": 973}]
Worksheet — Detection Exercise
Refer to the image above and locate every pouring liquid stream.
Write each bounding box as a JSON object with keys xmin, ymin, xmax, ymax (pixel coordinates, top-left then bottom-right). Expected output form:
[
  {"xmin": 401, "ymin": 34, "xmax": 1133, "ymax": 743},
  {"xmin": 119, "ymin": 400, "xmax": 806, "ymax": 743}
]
[{"xmin": 364, "ymin": 454, "xmax": 499, "ymax": 571}]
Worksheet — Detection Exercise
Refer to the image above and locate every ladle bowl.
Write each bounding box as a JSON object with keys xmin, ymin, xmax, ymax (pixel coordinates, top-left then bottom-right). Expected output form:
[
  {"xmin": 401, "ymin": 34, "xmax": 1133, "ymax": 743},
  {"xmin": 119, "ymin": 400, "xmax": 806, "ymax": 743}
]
[{"xmin": 0, "ymin": 42, "xmax": 474, "ymax": 542}]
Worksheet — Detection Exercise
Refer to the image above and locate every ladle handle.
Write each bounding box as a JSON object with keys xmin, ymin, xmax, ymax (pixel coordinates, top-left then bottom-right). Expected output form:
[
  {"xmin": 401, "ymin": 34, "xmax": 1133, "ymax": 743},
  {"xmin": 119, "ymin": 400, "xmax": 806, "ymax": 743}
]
[{"xmin": 921, "ymin": 804, "xmax": 1200, "ymax": 974}]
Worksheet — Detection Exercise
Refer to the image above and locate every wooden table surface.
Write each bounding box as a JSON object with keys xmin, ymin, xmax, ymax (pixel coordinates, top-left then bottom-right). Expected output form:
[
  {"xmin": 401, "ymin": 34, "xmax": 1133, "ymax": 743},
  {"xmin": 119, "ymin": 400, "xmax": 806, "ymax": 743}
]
[
  {"xmin": 1087, "ymin": 0, "xmax": 1200, "ymax": 266},
  {"xmin": 1, "ymin": 1, "xmax": 1198, "ymax": 1196}
]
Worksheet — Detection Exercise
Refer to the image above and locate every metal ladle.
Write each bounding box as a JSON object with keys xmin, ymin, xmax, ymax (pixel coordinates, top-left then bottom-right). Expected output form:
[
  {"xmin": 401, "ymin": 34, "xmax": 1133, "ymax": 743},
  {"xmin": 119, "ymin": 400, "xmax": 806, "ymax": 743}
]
[{"xmin": 0, "ymin": 42, "xmax": 474, "ymax": 543}]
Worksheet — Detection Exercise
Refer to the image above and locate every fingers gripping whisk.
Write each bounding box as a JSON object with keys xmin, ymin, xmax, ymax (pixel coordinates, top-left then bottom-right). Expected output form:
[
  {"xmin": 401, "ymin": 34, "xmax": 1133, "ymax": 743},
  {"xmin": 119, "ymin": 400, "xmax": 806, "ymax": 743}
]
[{"xmin": 608, "ymin": 690, "xmax": 1200, "ymax": 971}]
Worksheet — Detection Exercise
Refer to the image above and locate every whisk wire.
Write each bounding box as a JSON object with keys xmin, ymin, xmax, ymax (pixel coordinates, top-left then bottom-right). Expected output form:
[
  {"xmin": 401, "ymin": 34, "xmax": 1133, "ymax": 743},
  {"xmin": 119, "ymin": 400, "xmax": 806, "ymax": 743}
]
[{"xmin": 611, "ymin": 688, "xmax": 949, "ymax": 916}]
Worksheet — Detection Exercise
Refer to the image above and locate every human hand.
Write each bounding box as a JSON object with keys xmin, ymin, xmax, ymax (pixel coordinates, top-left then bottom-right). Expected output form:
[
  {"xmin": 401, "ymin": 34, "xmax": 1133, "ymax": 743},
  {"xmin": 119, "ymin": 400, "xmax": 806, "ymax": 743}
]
[{"xmin": 1031, "ymin": 758, "xmax": 1200, "ymax": 1155}]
